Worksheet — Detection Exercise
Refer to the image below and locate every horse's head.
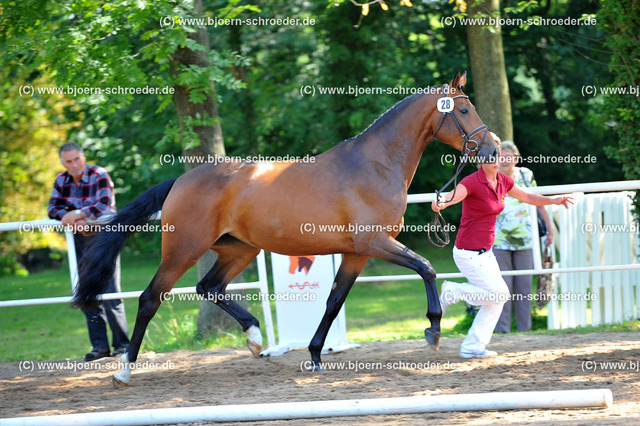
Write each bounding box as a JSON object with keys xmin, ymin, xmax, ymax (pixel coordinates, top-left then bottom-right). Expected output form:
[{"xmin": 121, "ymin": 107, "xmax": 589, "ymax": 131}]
[{"xmin": 432, "ymin": 71, "xmax": 499, "ymax": 163}]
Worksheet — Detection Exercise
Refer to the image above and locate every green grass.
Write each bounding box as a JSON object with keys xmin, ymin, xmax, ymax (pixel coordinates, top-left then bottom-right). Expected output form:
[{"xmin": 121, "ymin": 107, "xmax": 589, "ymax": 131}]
[
  {"xmin": 0, "ymin": 256, "xmax": 205, "ymax": 362},
  {"xmin": 2, "ymin": 246, "xmax": 637, "ymax": 362}
]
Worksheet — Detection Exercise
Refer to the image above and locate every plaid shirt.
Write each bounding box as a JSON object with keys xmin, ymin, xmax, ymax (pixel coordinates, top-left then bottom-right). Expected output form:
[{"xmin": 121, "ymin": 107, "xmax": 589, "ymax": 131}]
[{"xmin": 48, "ymin": 164, "xmax": 116, "ymax": 220}]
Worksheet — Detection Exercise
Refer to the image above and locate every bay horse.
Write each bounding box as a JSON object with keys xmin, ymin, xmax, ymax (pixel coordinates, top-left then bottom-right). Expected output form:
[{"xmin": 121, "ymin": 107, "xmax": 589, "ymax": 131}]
[{"xmin": 73, "ymin": 71, "xmax": 499, "ymax": 386}]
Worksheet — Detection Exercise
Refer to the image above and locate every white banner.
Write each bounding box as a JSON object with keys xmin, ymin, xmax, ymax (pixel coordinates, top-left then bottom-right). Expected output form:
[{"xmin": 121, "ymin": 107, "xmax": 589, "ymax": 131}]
[{"xmin": 262, "ymin": 253, "xmax": 357, "ymax": 356}]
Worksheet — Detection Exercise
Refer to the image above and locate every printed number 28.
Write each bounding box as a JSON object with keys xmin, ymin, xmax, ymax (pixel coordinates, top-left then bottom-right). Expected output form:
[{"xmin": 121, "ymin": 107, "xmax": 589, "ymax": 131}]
[{"xmin": 437, "ymin": 97, "xmax": 454, "ymax": 113}]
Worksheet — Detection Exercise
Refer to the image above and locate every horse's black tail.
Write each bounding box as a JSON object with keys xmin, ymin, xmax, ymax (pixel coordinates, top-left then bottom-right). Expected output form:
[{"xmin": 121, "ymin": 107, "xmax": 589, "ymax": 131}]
[{"xmin": 72, "ymin": 178, "xmax": 177, "ymax": 310}]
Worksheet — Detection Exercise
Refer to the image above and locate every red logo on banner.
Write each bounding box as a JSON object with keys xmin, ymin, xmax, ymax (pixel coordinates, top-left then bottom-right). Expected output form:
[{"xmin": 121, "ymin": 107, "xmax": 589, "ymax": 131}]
[
  {"xmin": 288, "ymin": 256, "xmax": 316, "ymax": 276},
  {"xmin": 289, "ymin": 281, "xmax": 320, "ymax": 290}
]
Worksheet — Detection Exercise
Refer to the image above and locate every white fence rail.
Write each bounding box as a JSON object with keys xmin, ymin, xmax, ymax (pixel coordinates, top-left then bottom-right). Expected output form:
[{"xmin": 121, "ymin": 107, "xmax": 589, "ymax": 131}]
[
  {"xmin": 1, "ymin": 180, "xmax": 639, "ymax": 334},
  {"xmin": 548, "ymin": 190, "xmax": 640, "ymax": 328}
]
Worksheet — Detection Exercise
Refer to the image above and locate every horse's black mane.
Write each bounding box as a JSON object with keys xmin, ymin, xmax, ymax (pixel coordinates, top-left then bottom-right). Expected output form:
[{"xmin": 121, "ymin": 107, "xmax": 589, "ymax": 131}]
[{"xmin": 336, "ymin": 85, "xmax": 445, "ymax": 146}]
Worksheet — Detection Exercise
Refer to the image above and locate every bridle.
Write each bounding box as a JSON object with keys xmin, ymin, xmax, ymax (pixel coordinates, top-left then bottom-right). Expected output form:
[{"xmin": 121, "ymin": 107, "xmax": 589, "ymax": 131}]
[
  {"xmin": 433, "ymin": 83, "xmax": 491, "ymax": 163},
  {"xmin": 428, "ymin": 84, "xmax": 493, "ymax": 248}
]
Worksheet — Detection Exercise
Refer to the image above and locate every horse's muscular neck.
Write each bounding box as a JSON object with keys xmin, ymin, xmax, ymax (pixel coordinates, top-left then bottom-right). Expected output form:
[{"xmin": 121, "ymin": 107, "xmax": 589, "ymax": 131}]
[{"xmin": 358, "ymin": 93, "xmax": 439, "ymax": 190}]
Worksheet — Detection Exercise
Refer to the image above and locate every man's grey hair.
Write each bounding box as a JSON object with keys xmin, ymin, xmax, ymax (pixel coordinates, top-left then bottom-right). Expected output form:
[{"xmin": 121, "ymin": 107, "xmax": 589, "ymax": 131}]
[{"xmin": 59, "ymin": 142, "xmax": 84, "ymax": 159}]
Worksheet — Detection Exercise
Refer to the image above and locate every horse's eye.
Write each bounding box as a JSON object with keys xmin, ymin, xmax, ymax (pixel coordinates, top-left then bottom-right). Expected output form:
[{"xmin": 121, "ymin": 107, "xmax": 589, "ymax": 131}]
[{"xmin": 460, "ymin": 108, "xmax": 469, "ymax": 114}]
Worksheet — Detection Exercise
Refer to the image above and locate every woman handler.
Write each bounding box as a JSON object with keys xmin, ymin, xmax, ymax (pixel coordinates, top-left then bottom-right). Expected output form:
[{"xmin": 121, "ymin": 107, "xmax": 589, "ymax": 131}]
[{"xmin": 432, "ymin": 153, "xmax": 572, "ymax": 358}]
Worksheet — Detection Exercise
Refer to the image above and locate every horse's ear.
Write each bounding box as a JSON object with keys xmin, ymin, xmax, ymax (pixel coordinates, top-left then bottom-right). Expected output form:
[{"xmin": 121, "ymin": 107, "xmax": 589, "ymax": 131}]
[
  {"xmin": 450, "ymin": 70, "xmax": 461, "ymax": 89},
  {"xmin": 458, "ymin": 71, "xmax": 467, "ymax": 91}
]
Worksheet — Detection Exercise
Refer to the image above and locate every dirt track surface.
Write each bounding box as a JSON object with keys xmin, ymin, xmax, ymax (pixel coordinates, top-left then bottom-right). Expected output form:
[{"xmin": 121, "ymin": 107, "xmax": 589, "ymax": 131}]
[{"xmin": 1, "ymin": 332, "xmax": 639, "ymax": 424}]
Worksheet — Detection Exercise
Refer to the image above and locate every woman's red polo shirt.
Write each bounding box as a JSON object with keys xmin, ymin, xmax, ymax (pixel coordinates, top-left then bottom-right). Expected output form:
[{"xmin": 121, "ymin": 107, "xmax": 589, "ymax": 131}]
[{"xmin": 454, "ymin": 169, "xmax": 515, "ymax": 251}]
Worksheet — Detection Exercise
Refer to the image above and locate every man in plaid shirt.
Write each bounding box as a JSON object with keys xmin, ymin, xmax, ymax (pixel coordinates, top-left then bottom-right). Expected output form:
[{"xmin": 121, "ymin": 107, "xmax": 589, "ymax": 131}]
[{"xmin": 48, "ymin": 142, "xmax": 129, "ymax": 361}]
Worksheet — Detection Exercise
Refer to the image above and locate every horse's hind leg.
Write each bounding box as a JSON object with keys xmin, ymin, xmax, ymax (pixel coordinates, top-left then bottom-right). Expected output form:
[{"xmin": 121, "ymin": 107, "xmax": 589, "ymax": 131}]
[
  {"xmin": 113, "ymin": 255, "xmax": 198, "ymax": 387},
  {"xmin": 113, "ymin": 219, "xmax": 216, "ymax": 387},
  {"xmin": 307, "ymin": 254, "xmax": 369, "ymax": 372},
  {"xmin": 197, "ymin": 236, "xmax": 262, "ymax": 356}
]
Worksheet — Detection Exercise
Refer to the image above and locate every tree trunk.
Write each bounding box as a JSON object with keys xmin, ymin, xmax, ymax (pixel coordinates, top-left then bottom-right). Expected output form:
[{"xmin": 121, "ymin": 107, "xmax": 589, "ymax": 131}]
[
  {"xmin": 228, "ymin": 25, "xmax": 258, "ymax": 155},
  {"xmin": 466, "ymin": 0, "xmax": 513, "ymax": 141},
  {"xmin": 169, "ymin": 0, "xmax": 247, "ymax": 336}
]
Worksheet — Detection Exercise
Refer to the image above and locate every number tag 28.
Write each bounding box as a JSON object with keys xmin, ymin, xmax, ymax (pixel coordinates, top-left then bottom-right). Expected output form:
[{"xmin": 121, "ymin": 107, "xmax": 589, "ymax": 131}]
[{"xmin": 437, "ymin": 97, "xmax": 454, "ymax": 113}]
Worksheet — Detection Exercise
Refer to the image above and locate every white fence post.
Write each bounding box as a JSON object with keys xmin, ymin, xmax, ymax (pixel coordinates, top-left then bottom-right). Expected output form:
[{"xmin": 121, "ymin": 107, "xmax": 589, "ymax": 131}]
[
  {"xmin": 64, "ymin": 228, "xmax": 79, "ymax": 293},
  {"xmin": 255, "ymin": 250, "xmax": 276, "ymax": 348},
  {"xmin": 547, "ymin": 191, "xmax": 639, "ymax": 329}
]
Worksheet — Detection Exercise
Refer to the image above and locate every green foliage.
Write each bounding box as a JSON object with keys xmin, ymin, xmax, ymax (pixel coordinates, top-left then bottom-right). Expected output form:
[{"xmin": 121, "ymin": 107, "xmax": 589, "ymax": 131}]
[
  {"xmin": 0, "ymin": 67, "xmax": 70, "ymax": 275},
  {"xmin": 0, "ymin": 0, "xmax": 254, "ymax": 266},
  {"xmin": 598, "ymin": 0, "xmax": 640, "ymax": 214},
  {"xmin": 1, "ymin": 0, "xmax": 253, "ymax": 162},
  {"xmin": 497, "ymin": 0, "xmax": 622, "ymax": 186},
  {"xmin": 176, "ymin": 51, "xmax": 248, "ymax": 104}
]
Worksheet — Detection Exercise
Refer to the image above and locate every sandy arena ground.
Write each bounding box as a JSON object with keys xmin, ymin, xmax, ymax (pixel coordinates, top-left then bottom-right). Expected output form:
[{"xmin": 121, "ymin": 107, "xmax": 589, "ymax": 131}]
[{"xmin": 1, "ymin": 332, "xmax": 639, "ymax": 424}]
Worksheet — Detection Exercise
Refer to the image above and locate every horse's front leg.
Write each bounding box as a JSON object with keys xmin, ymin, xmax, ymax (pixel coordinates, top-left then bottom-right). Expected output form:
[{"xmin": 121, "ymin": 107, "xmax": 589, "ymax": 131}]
[
  {"xmin": 307, "ymin": 254, "xmax": 369, "ymax": 371},
  {"xmin": 364, "ymin": 235, "xmax": 441, "ymax": 351}
]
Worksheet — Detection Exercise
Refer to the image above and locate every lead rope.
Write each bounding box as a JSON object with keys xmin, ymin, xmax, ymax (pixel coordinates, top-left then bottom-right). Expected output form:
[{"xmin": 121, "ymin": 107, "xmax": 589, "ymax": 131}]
[{"xmin": 427, "ymin": 148, "xmax": 472, "ymax": 247}]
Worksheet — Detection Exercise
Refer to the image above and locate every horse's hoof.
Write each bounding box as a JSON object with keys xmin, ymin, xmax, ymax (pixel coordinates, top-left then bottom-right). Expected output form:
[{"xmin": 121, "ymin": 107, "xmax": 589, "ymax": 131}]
[
  {"xmin": 424, "ymin": 328, "xmax": 440, "ymax": 352},
  {"xmin": 113, "ymin": 375, "xmax": 129, "ymax": 388},
  {"xmin": 246, "ymin": 339, "xmax": 262, "ymax": 358},
  {"xmin": 245, "ymin": 325, "xmax": 262, "ymax": 358}
]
